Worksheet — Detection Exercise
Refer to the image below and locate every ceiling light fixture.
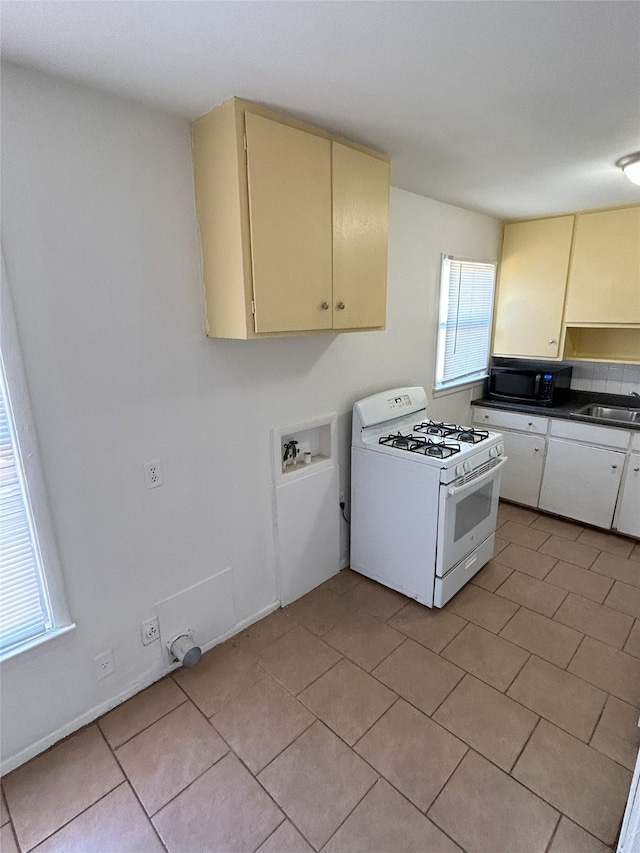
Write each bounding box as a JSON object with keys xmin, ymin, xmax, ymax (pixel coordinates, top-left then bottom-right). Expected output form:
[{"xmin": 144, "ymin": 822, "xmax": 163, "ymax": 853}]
[{"xmin": 616, "ymin": 152, "xmax": 640, "ymax": 186}]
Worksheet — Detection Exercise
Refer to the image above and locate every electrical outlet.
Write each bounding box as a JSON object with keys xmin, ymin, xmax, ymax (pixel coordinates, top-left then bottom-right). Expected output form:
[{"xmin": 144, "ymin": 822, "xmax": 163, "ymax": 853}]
[
  {"xmin": 142, "ymin": 616, "xmax": 160, "ymax": 645},
  {"xmin": 94, "ymin": 649, "xmax": 114, "ymax": 680},
  {"xmin": 144, "ymin": 460, "xmax": 164, "ymax": 489}
]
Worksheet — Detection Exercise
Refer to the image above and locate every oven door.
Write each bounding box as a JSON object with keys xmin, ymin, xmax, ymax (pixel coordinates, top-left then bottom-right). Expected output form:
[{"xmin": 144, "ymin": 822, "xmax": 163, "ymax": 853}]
[{"xmin": 436, "ymin": 456, "xmax": 507, "ymax": 578}]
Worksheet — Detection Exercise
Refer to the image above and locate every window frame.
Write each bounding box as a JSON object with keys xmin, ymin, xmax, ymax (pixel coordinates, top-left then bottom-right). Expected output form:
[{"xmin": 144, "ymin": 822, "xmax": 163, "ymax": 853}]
[
  {"xmin": 434, "ymin": 254, "xmax": 497, "ymax": 393},
  {"xmin": 1, "ymin": 251, "xmax": 74, "ymax": 661}
]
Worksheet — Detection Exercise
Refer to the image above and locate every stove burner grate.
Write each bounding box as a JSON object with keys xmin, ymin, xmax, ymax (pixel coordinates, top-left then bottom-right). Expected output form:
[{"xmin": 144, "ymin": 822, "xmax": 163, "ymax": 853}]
[
  {"xmin": 379, "ymin": 432, "xmax": 461, "ymax": 458},
  {"xmin": 456, "ymin": 428, "xmax": 489, "ymax": 444},
  {"xmin": 414, "ymin": 421, "xmax": 490, "ymax": 444},
  {"xmin": 413, "ymin": 421, "xmax": 459, "ymax": 438}
]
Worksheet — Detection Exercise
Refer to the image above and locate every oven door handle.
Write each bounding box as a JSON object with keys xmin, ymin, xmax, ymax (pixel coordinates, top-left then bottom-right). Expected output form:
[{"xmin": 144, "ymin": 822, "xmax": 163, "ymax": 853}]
[{"xmin": 447, "ymin": 455, "xmax": 508, "ymax": 497}]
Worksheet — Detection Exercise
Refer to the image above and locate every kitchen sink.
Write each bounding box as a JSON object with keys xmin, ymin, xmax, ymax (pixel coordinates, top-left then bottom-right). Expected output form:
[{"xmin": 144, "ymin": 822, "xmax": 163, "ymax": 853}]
[{"xmin": 573, "ymin": 404, "xmax": 640, "ymax": 424}]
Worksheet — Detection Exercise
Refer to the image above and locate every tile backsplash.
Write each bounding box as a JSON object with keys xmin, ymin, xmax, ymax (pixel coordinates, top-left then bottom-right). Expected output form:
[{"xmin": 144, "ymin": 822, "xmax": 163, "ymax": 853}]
[{"xmin": 567, "ymin": 361, "xmax": 640, "ymax": 395}]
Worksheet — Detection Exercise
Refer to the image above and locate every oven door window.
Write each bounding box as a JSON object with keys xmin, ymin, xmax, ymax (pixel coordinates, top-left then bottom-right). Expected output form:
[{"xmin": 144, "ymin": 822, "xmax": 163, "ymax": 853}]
[
  {"xmin": 454, "ymin": 481, "xmax": 494, "ymax": 541},
  {"xmin": 436, "ymin": 470, "xmax": 501, "ymax": 577}
]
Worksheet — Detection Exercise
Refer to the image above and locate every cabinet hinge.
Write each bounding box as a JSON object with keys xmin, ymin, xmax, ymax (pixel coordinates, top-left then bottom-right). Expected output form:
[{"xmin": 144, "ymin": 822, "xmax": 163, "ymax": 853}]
[
  {"xmin": 243, "ymin": 133, "xmax": 247, "ymax": 151},
  {"xmin": 251, "ymin": 300, "xmax": 255, "ymax": 315}
]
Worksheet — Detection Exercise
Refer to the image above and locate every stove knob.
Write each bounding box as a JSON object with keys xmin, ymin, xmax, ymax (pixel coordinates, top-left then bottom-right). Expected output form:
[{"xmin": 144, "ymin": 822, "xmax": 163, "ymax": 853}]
[
  {"xmin": 463, "ymin": 461, "xmax": 472, "ymax": 474},
  {"xmin": 489, "ymin": 446, "xmax": 498, "ymax": 458},
  {"xmin": 455, "ymin": 463, "xmax": 465, "ymax": 477},
  {"xmin": 498, "ymin": 444, "xmax": 504, "ymax": 455}
]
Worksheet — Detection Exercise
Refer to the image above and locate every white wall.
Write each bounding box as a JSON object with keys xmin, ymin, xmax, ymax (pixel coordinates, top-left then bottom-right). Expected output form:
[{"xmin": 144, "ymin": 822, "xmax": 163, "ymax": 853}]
[{"xmin": 0, "ymin": 63, "xmax": 501, "ymax": 771}]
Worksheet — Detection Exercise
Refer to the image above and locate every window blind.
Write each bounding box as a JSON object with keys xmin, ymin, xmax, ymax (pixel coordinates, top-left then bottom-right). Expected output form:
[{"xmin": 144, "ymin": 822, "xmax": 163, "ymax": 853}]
[
  {"xmin": 0, "ymin": 358, "xmax": 52, "ymax": 655},
  {"xmin": 435, "ymin": 256, "xmax": 496, "ymax": 390}
]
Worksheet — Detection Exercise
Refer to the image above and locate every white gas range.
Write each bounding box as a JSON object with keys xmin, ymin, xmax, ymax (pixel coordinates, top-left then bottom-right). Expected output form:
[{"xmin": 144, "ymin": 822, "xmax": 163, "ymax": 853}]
[{"xmin": 351, "ymin": 387, "xmax": 507, "ymax": 607}]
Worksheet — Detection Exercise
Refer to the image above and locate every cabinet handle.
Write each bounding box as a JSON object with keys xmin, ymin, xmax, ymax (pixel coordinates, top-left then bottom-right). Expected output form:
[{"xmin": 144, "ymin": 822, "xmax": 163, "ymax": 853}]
[
  {"xmin": 336, "ymin": 301, "xmax": 345, "ymax": 310},
  {"xmin": 321, "ymin": 302, "xmax": 329, "ymax": 310}
]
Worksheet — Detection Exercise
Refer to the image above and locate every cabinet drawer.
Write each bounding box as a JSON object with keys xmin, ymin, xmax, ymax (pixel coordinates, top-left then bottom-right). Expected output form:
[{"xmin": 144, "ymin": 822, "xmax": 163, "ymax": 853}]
[
  {"xmin": 473, "ymin": 407, "xmax": 548, "ymax": 434},
  {"xmin": 549, "ymin": 419, "xmax": 630, "ymax": 450}
]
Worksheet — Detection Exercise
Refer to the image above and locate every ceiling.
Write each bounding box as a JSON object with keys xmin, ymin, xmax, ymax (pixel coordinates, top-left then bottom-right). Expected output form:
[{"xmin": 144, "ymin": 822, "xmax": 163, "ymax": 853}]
[{"xmin": 2, "ymin": 1, "xmax": 640, "ymax": 219}]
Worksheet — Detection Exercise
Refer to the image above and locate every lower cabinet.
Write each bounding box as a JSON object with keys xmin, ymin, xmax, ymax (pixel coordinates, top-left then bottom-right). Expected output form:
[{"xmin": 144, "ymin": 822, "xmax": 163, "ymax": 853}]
[
  {"xmin": 614, "ymin": 453, "xmax": 640, "ymax": 538},
  {"xmin": 473, "ymin": 407, "xmax": 547, "ymax": 508},
  {"xmin": 497, "ymin": 431, "xmax": 546, "ymax": 507},
  {"xmin": 538, "ymin": 438, "xmax": 625, "ymax": 529},
  {"xmin": 473, "ymin": 404, "xmax": 637, "ymax": 535}
]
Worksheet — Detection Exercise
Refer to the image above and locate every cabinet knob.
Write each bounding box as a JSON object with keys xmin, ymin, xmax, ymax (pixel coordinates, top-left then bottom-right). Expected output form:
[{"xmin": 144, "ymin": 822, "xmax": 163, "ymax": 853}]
[
  {"xmin": 321, "ymin": 302, "xmax": 329, "ymax": 310},
  {"xmin": 634, "ymin": 467, "xmax": 640, "ymax": 473},
  {"xmin": 612, "ymin": 465, "xmax": 618, "ymax": 469},
  {"xmin": 534, "ymin": 447, "xmax": 540, "ymax": 452},
  {"xmin": 528, "ymin": 421, "xmax": 533, "ymax": 426},
  {"xmin": 549, "ymin": 339, "xmax": 556, "ymax": 345},
  {"xmin": 336, "ymin": 301, "xmax": 345, "ymax": 310}
]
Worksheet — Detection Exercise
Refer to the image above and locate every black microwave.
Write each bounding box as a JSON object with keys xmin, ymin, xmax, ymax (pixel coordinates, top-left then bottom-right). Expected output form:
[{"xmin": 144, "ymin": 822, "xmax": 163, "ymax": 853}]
[{"xmin": 488, "ymin": 363, "xmax": 572, "ymax": 407}]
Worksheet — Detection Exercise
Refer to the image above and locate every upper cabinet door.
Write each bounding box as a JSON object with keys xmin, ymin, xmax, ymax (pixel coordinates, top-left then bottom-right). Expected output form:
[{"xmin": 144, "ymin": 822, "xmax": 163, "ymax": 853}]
[
  {"xmin": 565, "ymin": 206, "xmax": 640, "ymax": 325},
  {"xmin": 245, "ymin": 112, "xmax": 333, "ymax": 334},
  {"xmin": 493, "ymin": 216, "xmax": 574, "ymax": 358},
  {"xmin": 332, "ymin": 143, "xmax": 389, "ymax": 330}
]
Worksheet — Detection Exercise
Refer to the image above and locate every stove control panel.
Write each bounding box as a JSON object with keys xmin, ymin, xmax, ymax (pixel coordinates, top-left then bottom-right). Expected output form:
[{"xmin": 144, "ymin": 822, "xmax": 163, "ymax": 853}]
[{"xmin": 387, "ymin": 394, "xmax": 412, "ymax": 411}]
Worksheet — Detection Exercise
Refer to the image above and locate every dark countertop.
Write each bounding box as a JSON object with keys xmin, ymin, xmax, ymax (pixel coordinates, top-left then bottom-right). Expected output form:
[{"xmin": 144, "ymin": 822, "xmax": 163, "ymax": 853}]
[{"xmin": 471, "ymin": 390, "xmax": 640, "ymax": 432}]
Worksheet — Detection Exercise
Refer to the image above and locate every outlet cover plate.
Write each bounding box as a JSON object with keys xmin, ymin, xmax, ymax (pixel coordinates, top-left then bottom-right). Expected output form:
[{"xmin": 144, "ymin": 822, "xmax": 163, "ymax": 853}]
[
  {"xmin": 144, "ymin": 460, "xmax": 164, "ymax": 489},
  {"xmin": 141, "ymin": 616, "xmax": 160, "ymax": 645},
  {"xmin": 94, "ymin": 649, "xmax": 115, "ymax": 680}
]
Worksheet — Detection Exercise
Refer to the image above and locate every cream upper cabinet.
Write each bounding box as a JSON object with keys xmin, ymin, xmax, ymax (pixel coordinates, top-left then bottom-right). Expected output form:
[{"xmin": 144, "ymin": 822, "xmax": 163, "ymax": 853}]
[
  {"xmin": 190, "ymin": 98, "xmax": 390, "ymax": 339},
  {"xmin": 492, "ymin": 216, "xmax": 574, "ymax": 358},
  {"xmin": 245, "ymin": 113, "xmax": 333, "ymax": 334},
  {"xmin": 565, "ymin": 206, "xmax": 640, "ymax": 325},
  {"xmin": 332, "ymin": 143, "xmax": 389, "ymax": 330}
]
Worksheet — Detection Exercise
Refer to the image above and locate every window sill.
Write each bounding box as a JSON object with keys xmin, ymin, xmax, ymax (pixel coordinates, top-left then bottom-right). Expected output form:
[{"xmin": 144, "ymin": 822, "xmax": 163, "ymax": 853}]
[
  {"xmin": 0, "ymin": 623, "xmax": 76, "ymax": 665},
  {"xmin": 433, "ymin": 378, "xmax": 487, "ymax": 399}
]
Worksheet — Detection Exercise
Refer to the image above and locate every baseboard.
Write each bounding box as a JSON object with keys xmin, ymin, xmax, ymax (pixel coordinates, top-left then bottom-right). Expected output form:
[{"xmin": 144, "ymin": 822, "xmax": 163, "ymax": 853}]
[{"xmin": 1, "ymin": 600, "xmax": 281, "ymax": 775}]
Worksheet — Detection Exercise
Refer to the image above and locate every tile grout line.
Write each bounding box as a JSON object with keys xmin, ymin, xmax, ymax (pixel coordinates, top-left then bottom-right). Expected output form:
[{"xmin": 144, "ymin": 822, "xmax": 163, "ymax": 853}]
[
  {"xmin": 541, "ymin": 811, "xmax": 564, "ymax": 853},
  {"xmin": 99, "ymin": 686, "xmax": 190, "ymax": 751},
  {"xmin": 550, "ymin": 588, "xmax": 637, "ymax": 650},
  {"xmin": 505, "ymin": 714, "xmax": 629, "ymax": 848},
  {"xmin": 424, "ymin": 742, "xmax": 471, "ymax": 816},
  {"xmin": 309, "ymin": 775, "xmax": 379, "ymax": 852},
  {"xmin": 492, "ymin": 572, "xmax": 571, "ymax": 620},
  {"xmin": 563, "ymin": 631, "xmax": 588, "ymax": 673},
  {"xmin": 13, "ymin": 721, "xmax": 154, "ymax": 853},
  {"xmin": 123, "ymin": 700, "xmax": 234, "ymax": 820},
  {"xmin": 247, "ymin": 815, "xmax": 288, "ymax": 853},
  {"xmin": 142, "ymin": 717, "xmax": 292, "ymax": 848},
  {"xmin": 100, "ymin": 725, "xmax": 172, "ymax": 852},
  {"xmin": 257, "ymin": 685, "xmax": 476, "ymax": 853},
  {"xmin": 507, "ymin": 712, "xmax": 544, "ymax": 779},
  {"xmin": 3, "ymin": 822, "xmax": 20, "ymax": 853},
  {"xmin": 424, "ymin": 616, "xmax": 470, "ymax": 658},
  {"xmin": 503, "ymin": 647, "xmax": 533, "ymax": 694},
  {"xmin": 587, "ymin": 693, "xmax": 640, "ymax": 774},
  {"xmin": 620, "ymin": 611, "xmax": 637, "ymax": 648}
]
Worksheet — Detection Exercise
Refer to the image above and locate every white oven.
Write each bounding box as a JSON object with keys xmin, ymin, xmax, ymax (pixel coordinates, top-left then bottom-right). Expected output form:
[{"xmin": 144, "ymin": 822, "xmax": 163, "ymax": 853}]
[{"xmin": 350, "ymin": 387, "xmax": 506, "ymax": 608}]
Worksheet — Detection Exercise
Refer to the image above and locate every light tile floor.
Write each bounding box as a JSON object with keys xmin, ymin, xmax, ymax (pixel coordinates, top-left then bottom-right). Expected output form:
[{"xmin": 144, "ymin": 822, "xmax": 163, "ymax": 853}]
[{"xmin": 2, "ymin": 501, "xmax": 640, "ymax": 853}]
